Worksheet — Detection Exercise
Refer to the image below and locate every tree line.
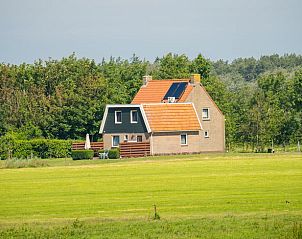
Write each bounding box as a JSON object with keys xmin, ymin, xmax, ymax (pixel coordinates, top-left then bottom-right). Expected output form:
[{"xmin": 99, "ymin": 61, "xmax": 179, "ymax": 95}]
[{"xmin": 0, "ymin": 53, "xmax": 301, "ymax": 149}]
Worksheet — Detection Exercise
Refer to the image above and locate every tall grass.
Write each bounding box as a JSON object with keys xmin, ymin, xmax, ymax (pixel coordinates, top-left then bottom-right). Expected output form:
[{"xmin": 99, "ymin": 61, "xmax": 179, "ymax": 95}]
[
  {"xmin": 1, "ymin": 158, "xmax": 49, "ymax": 169},
  {"xmin": 0, "ymin": 215, "xmax": 301, "ymax": 239}
]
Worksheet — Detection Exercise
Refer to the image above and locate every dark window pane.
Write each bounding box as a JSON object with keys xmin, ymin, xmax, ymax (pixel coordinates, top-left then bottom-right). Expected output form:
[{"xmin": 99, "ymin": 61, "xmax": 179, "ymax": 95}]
[
  {"xmin": 131, "ymin": 111, "xmax": 138, "ymax": 122},
  {"xmin": 181, "ymin": 134, "xmax": 187, "ymax": 145},
  {"xmin": 115, "ymin": 111, "xmax": 122, "ymax": 123},
  {"xmin": 137, "ymin": 135, "xmax": 142, "ymax": 142}
]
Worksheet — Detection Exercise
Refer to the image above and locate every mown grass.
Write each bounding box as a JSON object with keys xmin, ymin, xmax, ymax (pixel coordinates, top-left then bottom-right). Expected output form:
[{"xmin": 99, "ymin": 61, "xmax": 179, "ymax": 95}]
[{"xmin": 0, "ymin": 153, "xmax": 301, "ymax": 238}]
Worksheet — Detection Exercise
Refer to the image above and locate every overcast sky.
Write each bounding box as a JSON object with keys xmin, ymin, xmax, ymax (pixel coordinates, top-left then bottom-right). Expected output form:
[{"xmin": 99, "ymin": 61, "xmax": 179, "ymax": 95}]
[{"xmin": 1, "ymin": 0, "xmax": 302, "ymax": 64}]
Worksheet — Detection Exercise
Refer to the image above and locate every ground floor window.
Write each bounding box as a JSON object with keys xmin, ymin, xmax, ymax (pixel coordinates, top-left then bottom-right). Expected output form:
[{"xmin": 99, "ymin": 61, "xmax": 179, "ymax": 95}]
[
  {"xmin": 112, "ymin": 135, "xmax": 120, "ymax": 147},
  {"xmin": 180, "ymin": 134, "xmax": 187, "ymax": 145},
  {"xmin": 124, "ymin": 135, "xmax": 128, "ymax": 142},
  {"xmin": 137, "ymin": 135, "xmax": 143, "ymax": 142}
]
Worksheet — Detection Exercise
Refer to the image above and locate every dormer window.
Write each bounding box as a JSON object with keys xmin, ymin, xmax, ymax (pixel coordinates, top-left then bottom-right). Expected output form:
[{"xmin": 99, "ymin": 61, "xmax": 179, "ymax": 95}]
[
  {"xmin": 202, "ymin": 108, "xmax": 210, "ymax": 120},
  {"xmin": 130, "ymin": 110, "xmax": 138, "ymax": 123},
  {"xmin": 115, "ymin": 111, "xmax": 122, "ymax": 124}
]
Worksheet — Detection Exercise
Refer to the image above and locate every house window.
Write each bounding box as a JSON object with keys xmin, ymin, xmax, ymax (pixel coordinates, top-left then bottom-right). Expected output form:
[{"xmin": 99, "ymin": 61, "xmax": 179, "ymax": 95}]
[
  {"xmin": 115, "ymin": 111, "xmax": 122, "ymax": 124},
  {"xmin": 204, "ymin": 131, "xmax": 209, "ymax": 138},
  {"xmin": 112, "ymin": 135, "xmax": 120, "ymax": 147},
  {"xmin": 137, "ymin": 135, "xmax": 143, "ymax": 142},
  {"xmin": 124, "ymin": 135, "xmax": 128, "ymax": 142},
  {"xmin": 202, "ymin": 108, "xmax": 210, "ymax": 120},
  {"xmin": 180, "ymin": 134, "xmax": 187, "ymax": 145},
  {"xmin": 130, "ymin": 110, "xmax": 138, "ymax": 123}
]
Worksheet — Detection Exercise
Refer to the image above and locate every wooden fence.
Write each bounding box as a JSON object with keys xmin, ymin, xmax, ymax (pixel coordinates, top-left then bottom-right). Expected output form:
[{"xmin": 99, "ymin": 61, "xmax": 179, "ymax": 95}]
[
  {"xmin": 120, "ymin": 142, "xmax": 150, "ymax": 158},
  {"xmin": 71, "ymin": 142, "xmax": 85, "ymax": 150},
  {"xmin": 71, "ymin": 142, "xmax": 103, "ymax": 154}
]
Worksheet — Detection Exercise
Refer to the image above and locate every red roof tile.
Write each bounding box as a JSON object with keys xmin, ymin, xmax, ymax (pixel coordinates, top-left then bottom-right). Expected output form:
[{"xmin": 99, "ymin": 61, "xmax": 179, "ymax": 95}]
[{"xmin": 142, "ymin": 103, "xmax": 202, "ymax": 132}]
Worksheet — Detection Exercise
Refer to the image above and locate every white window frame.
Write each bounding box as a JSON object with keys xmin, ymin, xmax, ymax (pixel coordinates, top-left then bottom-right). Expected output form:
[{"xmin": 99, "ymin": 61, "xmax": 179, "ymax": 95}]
[
  {"xmin": 130, "ymin": 110, "xmax": 138, "ymax": 123},
  {"xmin": 180, "ymin": 134, "xmax": 188, "ymax": 146},
  {"xmin": 202, "ymin": 108, "xmax": 210, "ymax": 120},
  {"xmin": 112, "ymin": 135, "xmax": 120, "ymax": 147},
  {"xmin": 115, "ymin": 111, "xmax": 122, "ymax": 124},
  {"xmin": 204, "ymin": 130, "xmax": 209, "ymax": 138}
]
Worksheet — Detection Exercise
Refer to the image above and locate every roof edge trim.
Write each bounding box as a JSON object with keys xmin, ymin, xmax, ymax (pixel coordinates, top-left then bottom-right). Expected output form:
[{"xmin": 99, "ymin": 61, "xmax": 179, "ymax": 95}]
[
  {"xmin": 140, "ymin": 105, "xmax": 152, "ymax": 133},
  {"xmin": 192, "ymin": 103, "xmax": 203, "ymax": 131},
  {"xmin": 99, "ymin": 105, "xmax": 109, "ymax": 133}
]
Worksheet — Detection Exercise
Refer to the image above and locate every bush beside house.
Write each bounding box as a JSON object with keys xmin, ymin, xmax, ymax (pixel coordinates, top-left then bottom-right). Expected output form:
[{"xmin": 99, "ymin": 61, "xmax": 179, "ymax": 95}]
[
  {"xmin": 71, "ymin": 150, "xmax": 94, "ymax": 160},
  {"xmin": 108, "ymin": 149, "xmax": 120, "ymax": 159}
]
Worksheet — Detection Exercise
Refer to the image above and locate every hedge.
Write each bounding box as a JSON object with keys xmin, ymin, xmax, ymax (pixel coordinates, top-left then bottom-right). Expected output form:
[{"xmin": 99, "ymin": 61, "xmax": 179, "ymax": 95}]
[
  {"xmin": 0, "ymin": 137, "xmax": 73, "ymax": 159},
  {"xmin": 29, "ymin": 139, "xmax": 72, "ymax": 158},
  {"xmin": 71, "ymin": 150, "xmax": 94, "ymax": 160},
  {"xmin": 108, "ymin": 149, "xmax": 120, "ymax": 159},
  {"xmin": 0, "ymin": 135, "xmax": 14, "ymax": 160},
  {"xmin": 13, "ymin": 140, "xmax": 36, "ymax": 159}
]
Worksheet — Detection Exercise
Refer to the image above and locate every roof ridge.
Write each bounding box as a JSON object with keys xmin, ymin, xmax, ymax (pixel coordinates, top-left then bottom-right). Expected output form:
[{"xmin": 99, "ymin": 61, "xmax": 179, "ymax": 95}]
[
  {"xmin": 148, "ymin": 79, "xmax": 190, "ymax": 81},
  {"xmin": 141, "ymin": 102, "xmax": 193, "ymax": 106}
]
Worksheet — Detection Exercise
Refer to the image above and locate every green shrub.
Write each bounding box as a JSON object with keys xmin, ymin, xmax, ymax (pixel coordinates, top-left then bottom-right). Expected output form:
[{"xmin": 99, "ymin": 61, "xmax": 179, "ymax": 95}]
[
  {"xmin": 30, "ymin": 139, "xmax": 46, "ymax": 158},
  {"xmin": 108, "ymin": 149, "xmax": 120, "ymax": 159},
  {"xmin": 13, "ymin": 140, "xmax": 35, "ymax": 159},
  {"xmin": 14, "ymin": 139, "xmax": 72, "ymax": 159},
  {"xmin": 0, "ymin": 135, "xmax": 15, "ymax": 160},
  {"xmin": 43, "ymin": 139, "xmax": 72, "ymax": 158},
  {"xmin": 71, "ymin": 150, "xmax": 94, "ymax": 160}
]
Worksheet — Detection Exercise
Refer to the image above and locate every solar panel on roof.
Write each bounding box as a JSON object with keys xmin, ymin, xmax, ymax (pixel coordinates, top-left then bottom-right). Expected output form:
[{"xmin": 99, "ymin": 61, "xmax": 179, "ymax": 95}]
[
  {"xmin": 163, "ymin": 82, "xmax": 179, "ymax": 99},
  {"xmin": 172, "ymin": 82, "xmax": 188, "ymax": 99}
]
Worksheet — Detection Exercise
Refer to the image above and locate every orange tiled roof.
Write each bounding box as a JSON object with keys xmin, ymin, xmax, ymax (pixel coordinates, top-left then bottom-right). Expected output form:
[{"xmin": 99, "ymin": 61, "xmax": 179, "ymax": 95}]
[
  {"xmin": 131, "ymin": 79, "xmax": 193, "ymax": 104},
  {"xmin": 142, "ymin": 103, "xmax": 202, "ymax": 132}
]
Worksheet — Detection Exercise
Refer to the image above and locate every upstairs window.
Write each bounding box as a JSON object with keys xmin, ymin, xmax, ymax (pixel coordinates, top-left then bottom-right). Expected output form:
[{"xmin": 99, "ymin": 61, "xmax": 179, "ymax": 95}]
[
  {"xmin": 115, "ymin": 111, "xmax": 122, "ymax": 124},
  {"xmin": 202, "ymin": 108, "xmax": 210, "ymax": 120},
  {"xmin": 130, "ymin": 110, "xmax": 138, "ymax": 123},
  {"xmin": 180, "ymin": 134, "xmax": 187, "ymax": 145},
  {"xmin": 204, "ymin": 131, "xmax": 209, "ymax": 138}
]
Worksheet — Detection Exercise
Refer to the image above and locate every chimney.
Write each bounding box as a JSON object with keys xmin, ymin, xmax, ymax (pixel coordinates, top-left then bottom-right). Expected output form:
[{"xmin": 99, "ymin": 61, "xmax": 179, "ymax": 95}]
[
  {"xmin": 190, "ymin": 74, "xmax": 201, "ymax": 84},
  {"xmin": 142, "ymin": 75, "xmax": 152, "ymax": 86}
]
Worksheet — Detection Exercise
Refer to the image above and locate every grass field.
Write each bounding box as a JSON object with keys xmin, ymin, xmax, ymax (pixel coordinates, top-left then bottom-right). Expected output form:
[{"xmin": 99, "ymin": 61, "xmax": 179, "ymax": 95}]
[{"xmin": 0, "ymin": 153, "xmax": 302, "ymax": 238}]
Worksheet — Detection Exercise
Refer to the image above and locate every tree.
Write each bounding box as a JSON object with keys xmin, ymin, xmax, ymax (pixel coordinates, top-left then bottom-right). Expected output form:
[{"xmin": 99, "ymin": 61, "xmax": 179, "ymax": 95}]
[
  {"xmin": 152, "ymin": 53, "xmax": 191, "ymax": 79},
  {"xmin": 190, "ymin": 54, "xmax": 211, "ymax": 79}
]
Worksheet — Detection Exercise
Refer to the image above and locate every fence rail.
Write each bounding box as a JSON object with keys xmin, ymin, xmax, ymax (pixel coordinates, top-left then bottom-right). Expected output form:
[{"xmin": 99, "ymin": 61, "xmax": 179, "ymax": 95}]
[
  {"xmin": 120, "ymin": 142, "xmax": 150, "ymax": 158},
  {"xmin": 71, "ymin": 142, "xmax": 103, "ymax": 152}
]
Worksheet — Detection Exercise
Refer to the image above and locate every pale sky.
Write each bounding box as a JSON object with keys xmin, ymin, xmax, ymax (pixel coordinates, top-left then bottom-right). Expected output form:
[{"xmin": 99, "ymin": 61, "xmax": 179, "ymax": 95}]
[{"xmin": 1, "ymin": 0, "xmax": 302, "ymax": 64}]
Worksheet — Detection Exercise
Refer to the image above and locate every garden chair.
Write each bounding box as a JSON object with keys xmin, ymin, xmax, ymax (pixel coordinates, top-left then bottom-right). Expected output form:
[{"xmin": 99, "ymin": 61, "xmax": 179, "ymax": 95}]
[{"xmin": 99, "ymin": 150, "xmax": 109, "ymax": 159}]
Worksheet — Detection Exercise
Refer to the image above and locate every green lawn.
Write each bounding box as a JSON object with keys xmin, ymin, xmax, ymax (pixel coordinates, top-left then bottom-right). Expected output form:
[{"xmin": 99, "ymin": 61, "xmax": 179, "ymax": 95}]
[{"xmin": 0, "ymin": 153, "xmax": 301, "ymax": 238}]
